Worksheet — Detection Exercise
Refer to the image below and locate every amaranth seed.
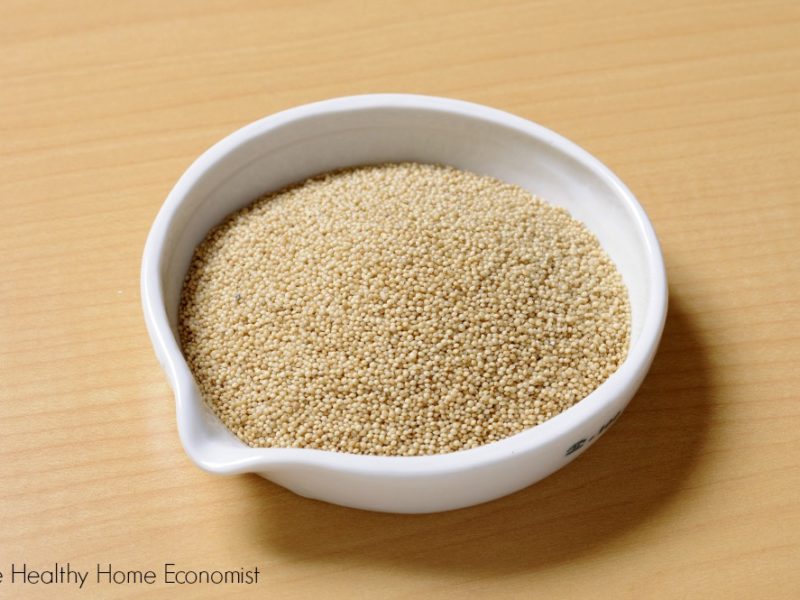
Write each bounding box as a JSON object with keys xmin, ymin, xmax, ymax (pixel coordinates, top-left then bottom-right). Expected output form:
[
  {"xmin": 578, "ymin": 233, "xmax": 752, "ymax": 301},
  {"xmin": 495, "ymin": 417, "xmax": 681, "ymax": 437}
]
[{"xmin": 178, "ymin": 162, "xmax": 631, "ymax": 456}]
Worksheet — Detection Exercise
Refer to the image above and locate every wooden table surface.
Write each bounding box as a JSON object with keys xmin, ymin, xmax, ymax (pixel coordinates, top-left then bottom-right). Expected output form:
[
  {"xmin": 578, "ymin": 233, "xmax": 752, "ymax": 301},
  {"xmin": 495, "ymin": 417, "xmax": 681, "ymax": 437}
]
[{"xmin": 2, "ymin": 1, "xmax": 798, "ymax": 598}]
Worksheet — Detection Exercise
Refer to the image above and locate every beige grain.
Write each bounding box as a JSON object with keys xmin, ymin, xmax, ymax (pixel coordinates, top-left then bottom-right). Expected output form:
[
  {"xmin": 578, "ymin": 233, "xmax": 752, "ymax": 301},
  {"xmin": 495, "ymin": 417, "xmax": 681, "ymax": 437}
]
[{"xmin": 179, "ymin": 163, "xmax": 630, "ymax": 455}]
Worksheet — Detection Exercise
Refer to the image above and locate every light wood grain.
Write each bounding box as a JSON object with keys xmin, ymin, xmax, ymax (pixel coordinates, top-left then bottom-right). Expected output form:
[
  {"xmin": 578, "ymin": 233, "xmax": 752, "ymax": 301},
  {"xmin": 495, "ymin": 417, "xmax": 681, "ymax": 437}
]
[{"xmin": 1, "ymin": 1, "xmax": 799, "ymax": 598}]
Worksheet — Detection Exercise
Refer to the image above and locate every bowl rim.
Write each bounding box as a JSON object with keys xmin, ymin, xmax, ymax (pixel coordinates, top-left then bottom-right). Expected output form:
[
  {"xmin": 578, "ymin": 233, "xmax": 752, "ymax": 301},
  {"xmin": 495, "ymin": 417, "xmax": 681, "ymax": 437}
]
[{"xmin": 141, "ymin": 93, "xmax": 668, "ymax": 477}]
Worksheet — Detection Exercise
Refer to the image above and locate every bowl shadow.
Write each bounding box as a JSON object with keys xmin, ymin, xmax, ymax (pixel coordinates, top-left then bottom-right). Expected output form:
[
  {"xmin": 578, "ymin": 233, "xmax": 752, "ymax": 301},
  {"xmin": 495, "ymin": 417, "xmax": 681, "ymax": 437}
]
[{"xmin": 236, "ymin": 292, "xmax": 712, "ymax": 575}]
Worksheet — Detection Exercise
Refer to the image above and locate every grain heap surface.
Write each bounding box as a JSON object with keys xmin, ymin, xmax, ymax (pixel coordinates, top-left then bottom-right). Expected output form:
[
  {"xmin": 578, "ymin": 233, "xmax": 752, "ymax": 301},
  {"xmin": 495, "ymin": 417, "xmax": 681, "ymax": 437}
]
[{"xmin": 179, "ymin": 163, "xmax": 630, "ymax": 456}]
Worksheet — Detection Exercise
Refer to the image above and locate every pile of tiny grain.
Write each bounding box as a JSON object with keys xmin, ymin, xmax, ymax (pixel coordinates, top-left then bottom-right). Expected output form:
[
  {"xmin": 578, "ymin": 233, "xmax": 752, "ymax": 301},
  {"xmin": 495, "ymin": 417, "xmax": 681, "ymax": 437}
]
[{"xmin": 178, "ymin": 162, "xmax": 630, "ymax": 456}]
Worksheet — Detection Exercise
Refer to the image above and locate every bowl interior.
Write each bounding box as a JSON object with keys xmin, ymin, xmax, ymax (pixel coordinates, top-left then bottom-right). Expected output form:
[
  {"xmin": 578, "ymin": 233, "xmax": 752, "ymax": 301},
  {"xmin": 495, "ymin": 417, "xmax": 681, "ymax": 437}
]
[{"xmin": 152, "ymin": 99, "xmax": 660, "ymax": 458}]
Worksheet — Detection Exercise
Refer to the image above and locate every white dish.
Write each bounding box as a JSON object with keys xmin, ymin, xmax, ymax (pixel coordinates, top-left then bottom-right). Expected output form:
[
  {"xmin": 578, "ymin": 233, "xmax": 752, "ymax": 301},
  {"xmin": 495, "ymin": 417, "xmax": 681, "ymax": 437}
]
[{"xmin": 141, "ymin": 94, "xmax": 667, "ymax": 513}]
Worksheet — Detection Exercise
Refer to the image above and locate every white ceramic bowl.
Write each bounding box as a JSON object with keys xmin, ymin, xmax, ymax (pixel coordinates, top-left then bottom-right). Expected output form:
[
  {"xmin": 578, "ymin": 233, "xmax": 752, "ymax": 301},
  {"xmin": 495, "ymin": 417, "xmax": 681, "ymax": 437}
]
[{"xmin": 141, "ymin": 94, "xmax": 667, "ymax": 513}]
